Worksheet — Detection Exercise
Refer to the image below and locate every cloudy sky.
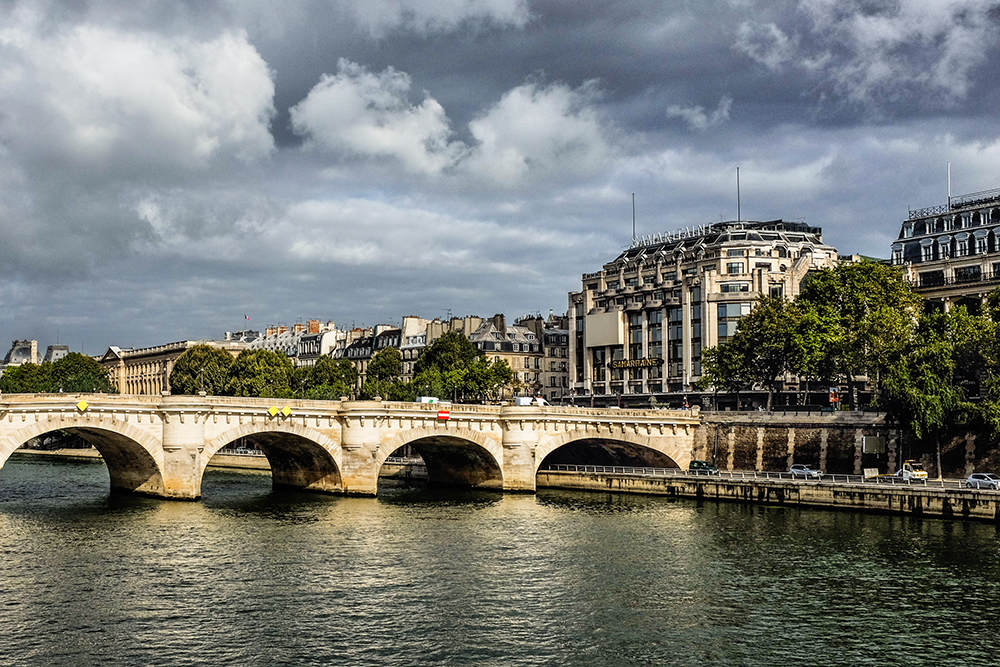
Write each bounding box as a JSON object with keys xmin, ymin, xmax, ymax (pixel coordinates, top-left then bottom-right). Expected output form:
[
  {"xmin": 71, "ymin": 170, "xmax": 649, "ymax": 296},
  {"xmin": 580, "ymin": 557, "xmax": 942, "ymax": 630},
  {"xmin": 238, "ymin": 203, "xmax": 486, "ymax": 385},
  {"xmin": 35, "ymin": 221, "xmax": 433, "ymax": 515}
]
[{"xmin": 3, "ymin": 0, "xmax": 1000, "ymax": 353}]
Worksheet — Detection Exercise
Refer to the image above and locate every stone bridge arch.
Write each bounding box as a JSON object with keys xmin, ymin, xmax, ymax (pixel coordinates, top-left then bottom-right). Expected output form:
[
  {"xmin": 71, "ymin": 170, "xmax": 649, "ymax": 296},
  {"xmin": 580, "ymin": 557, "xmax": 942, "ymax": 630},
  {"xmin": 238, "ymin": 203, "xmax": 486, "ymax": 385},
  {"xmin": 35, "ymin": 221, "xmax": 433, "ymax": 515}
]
[
  {"xmin": 203, "ymin": 422, "xmax": 344, "ymax": 494},
  {"xmin": 0, "ymin": 418, "xmax": 166, "ymax": 496},
  {"xmin": 534, "ymin": 429, "xmax": 691, "ymax": 474},
  {"xmin": 377, "ymin": 427, "xmax": 504, "ymax": 490}
]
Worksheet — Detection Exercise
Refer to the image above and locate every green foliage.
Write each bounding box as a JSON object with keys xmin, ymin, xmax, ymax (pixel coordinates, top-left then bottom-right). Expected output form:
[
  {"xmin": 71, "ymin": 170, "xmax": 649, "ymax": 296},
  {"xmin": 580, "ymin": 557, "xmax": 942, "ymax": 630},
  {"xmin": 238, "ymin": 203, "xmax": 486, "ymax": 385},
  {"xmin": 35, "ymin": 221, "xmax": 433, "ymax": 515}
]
[
  {"xmin": 0, "ymin": 353, "xmax": 115, "ymax": 394},
  {"xmin": 879, "ymin": 310, "xmax": 966, "ymax": 442},
  {"xmin": 413, "ymin": 331, "xmax": 478, "ymax": 375},
  {"xmin": 169, "ymin": 345, "xmax": 236, "ymax": 395},
  {"xmin": 797, "ymin": 260, "xmax": 922, "ymax": 406},
  {"xmin": 306, "ymin": 357, "xmax": 358, "ymax": 398},
  {"xmin": 367, "ymin": 347, "xmax": 402, "ymax": 383},
  {"xmin": 225, "ymin": 349, "xmax": 295, "ymax": 398}
]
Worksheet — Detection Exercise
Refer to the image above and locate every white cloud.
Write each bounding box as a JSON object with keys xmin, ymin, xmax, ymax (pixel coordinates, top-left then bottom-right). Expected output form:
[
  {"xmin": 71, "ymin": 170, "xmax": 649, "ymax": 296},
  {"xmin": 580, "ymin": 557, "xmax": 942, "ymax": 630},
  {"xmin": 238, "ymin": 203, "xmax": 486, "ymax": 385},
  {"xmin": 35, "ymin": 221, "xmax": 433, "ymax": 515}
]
[
  {"xmin": 463, "ymin": 80, "xmax": 612, "ymax": 185},
  {"xmin": 667, "ymin": 96, "xmax": 733, "ymax": 131},
  {"xmin": 292, "ymin": 65, "xmax": 613, "ymax": 186},
  {"xmin": 290, "ymin": 59, "xmax": 466, "ymax": 175},
  {"xmin": 0, "ymin": 16, "xmax": 275, "ymax": 173},
  {"xmin": 734, "ymin": 0, "xmax": 997, "ymax": 104}
]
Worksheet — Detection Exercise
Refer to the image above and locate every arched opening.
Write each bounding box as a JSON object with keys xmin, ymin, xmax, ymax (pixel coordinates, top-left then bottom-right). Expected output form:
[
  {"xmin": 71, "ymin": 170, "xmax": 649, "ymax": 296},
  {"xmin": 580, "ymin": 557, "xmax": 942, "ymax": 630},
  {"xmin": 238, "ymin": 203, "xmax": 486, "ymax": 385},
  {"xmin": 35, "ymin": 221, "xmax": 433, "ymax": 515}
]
[
  {"xmin": 379, "ymin": 436, "xmax": 502, "ymax": 490},
  {"xmin": 3, "ymin": 426, "xmax": 164, "ymax": 497},
  {"xmin": 212, "ymin": 432, "xmax": 341, "ymax": 494},
  {"xmin": 537, "ymin": 438, "xmax": 680, "ymax": 471}
]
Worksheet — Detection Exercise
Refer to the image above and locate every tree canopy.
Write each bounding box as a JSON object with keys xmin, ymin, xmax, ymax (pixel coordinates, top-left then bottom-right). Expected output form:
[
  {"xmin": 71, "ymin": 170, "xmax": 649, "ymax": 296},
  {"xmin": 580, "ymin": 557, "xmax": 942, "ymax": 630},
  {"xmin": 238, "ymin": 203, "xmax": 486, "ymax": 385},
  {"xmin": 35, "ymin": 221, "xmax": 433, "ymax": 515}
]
[
  {"xmin": 225, "ymin": 349, "xmax": 295, "ymax": 398},
  {"xmin": 0, "ymin": 352, "xmax": 115, "ymax": 394},
  {"xmin": 413, "ymin": 331, "xmax": 479, "ymax": 375},
  {"xmin": 169, "ymin": 344, "xmax": 236, "ymax": 395}
]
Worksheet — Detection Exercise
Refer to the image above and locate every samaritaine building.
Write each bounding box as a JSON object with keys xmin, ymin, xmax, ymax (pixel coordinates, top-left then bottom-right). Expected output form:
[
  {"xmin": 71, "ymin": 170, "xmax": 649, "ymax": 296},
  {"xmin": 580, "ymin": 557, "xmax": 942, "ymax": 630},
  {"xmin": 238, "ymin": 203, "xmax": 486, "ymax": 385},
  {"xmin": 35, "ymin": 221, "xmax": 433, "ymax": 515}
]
[
  {"xmin": 568, "ymin": 220, "xmax": 838, "ymax": 402},
  {"xmin": 892, "ymin": 187, "xmax": 1000, "ymax": 310}
]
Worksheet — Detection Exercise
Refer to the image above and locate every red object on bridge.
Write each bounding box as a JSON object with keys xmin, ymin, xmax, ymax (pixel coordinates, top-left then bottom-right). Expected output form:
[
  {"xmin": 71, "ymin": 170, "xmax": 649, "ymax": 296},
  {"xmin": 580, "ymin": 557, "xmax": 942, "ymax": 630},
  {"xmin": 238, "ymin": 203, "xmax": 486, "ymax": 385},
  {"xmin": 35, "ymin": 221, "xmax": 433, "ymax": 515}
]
[{"xmin": 437, "ymin": 410, "xmax": 450, "ymax": 420}]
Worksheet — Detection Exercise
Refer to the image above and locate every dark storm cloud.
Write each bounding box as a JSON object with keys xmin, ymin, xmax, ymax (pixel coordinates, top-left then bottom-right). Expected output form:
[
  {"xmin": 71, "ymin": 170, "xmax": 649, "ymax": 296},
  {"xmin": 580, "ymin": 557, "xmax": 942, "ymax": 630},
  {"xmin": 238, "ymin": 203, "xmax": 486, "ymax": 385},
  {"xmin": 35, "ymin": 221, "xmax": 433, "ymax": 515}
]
[{"xmin": 2, "ymin": 0, "xmax": 1000, "ymax": 351}]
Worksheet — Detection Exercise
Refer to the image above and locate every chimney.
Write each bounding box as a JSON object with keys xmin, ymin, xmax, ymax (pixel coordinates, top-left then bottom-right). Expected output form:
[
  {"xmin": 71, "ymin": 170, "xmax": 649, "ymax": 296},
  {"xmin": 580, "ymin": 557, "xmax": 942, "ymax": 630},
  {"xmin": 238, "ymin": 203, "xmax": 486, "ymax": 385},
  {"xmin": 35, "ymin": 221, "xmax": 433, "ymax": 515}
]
[{"xmin": 308, "ymin": 319, "xmax": 321, "ymax": 334}]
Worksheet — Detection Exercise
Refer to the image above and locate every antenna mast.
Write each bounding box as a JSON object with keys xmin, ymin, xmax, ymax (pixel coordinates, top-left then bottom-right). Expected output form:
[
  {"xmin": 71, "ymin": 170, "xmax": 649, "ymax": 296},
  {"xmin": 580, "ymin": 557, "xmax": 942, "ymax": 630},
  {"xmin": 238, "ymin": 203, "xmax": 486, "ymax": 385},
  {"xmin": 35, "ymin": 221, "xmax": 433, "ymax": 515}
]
[
  {"xmin": 632, "ymin": 193, "xmax": 636, "ymax": 243},
  {"xmin": 737, "ymin": 166, "xmax": 741, "ymax": 222},
  {"xmin": 947, "ymin": 161, "xmax": 952, "ymax": 208}
]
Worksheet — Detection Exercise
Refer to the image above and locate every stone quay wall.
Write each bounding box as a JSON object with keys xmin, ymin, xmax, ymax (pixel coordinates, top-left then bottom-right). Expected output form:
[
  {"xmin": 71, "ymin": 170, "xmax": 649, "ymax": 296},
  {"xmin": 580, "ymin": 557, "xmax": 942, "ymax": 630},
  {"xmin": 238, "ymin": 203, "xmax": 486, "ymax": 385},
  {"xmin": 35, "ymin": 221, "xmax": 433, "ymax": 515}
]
[
  {"xmin": 695, "ymin": 411, "xmax": 1000, "ymax": 478},
  {"xmin": 536, "ymin": 471, "xmax": 1000, "ymax": 522}
]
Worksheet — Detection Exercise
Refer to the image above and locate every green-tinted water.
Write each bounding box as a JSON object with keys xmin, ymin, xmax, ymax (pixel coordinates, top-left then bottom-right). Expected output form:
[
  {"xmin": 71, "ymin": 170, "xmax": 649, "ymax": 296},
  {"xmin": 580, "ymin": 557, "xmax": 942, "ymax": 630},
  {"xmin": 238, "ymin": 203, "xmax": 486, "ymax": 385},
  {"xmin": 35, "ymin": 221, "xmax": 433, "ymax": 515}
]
[{"xmin": 2, "ymin": 457, "xmax": 999, "ymax": 666}]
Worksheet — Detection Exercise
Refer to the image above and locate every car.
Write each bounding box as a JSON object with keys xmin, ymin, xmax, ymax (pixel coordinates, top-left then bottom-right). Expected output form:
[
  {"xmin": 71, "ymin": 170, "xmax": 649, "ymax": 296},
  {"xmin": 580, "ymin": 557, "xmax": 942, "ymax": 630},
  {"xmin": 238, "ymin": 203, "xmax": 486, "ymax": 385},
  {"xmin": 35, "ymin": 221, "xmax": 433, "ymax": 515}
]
[
  {"xmin": 789, "ymin": 463, "xmax": 823, "ymax": 480},
  {"xmin": 688, "ymin": 460, "xmax": 720, "ymax": 475},
  {"xmin": 965, "ymin": 473, "xmax": 1000, "ymax": 490}
]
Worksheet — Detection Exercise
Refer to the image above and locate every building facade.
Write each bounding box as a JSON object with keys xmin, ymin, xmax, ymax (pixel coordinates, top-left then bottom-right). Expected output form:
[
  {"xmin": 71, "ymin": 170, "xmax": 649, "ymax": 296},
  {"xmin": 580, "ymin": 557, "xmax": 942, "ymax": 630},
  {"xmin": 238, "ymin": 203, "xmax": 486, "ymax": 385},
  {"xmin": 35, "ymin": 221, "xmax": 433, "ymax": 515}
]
[
  {"xmin": 892, "ymin": 187, "xmax": 1000, "ymax": 310},
  {"xmin": 100, "ymin": 340, "xmax": 248, "ymax": 395},
  {"xmin": 518, "ymin": 312, "xmax": 570, "ymax": 403},
  {"xmin": 248, "ymin": 320, "xmax": 339, "ymax": 367},
  {"xmin": 569, "ymin": 220, "xmax": 838, "ymax": 403},
  {"xmin": 469, "ymin": 314, "xmax": 544, "ymax": 397}
]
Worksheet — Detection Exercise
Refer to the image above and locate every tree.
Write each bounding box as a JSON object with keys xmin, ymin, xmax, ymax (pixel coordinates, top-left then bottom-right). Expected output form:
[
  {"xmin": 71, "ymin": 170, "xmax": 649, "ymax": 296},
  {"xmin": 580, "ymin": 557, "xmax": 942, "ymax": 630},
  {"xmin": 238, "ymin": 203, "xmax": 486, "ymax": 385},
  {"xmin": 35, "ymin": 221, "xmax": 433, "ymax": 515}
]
[
  {"xmin": 0, "ymin": 353, "xmax": 115, "ymax": 394},
  {"xmin": 413, "ymin": 331, "xmax": 478, "ymax": 375},
  {"xmin": 225, "ymin": 349, "xmax": 294, "ymax": 398},
  {"xmin": 367, "ymin": 348, "xmax": 402, "ymax": 383},
  {"xmin": 304, "ymin": 357, "xmax": 358, "ymax": 400},
  {"xmin": 797, "ymin": 260, "xmax": 923, "ymax": 408},
  {"xmin": 169, "ymin": 345, "xmax": 236, "ymax": 395},
  {"xmin": 360, "ymin": 348, "xmax": 404, "ymax": 399},
  {"xmin": 462, "ymin": 356, "xmax": 514, "ymax": 403},
  {"xmin": 880, "ymin": 310, "xmax": 967, "ymax": 477}
]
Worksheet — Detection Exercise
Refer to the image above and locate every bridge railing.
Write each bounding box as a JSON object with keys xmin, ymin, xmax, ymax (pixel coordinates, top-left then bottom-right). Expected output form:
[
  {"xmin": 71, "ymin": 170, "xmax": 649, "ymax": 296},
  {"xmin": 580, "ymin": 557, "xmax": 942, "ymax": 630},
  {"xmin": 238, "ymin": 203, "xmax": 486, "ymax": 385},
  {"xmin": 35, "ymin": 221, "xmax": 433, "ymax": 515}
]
[{"xmin": 541, "ymin": 465, "xmax": 976, "ymax": 490}]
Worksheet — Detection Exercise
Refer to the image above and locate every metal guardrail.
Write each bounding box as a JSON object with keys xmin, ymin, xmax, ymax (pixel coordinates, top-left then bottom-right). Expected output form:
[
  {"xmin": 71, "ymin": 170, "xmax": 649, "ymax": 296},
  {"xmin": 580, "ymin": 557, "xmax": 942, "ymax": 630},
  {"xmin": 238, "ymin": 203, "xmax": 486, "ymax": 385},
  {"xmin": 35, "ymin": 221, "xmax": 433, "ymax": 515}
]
[
  {"xmin": 218, "ymin": 448, "xmax": 266, "ymax": 457},
  {"xmin": 541, "ymin": 464, "xmax": 996, "ymax": 491}
]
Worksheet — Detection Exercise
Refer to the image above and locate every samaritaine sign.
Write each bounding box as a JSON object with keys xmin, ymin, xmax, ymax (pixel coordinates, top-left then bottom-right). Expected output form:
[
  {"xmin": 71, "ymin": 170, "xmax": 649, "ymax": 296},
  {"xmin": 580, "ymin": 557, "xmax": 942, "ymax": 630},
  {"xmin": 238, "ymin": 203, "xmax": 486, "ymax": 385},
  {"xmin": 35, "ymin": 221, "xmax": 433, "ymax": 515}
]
[{"xmin": 608, "ymin": 358, "xmax": 664, "ymax": 369}]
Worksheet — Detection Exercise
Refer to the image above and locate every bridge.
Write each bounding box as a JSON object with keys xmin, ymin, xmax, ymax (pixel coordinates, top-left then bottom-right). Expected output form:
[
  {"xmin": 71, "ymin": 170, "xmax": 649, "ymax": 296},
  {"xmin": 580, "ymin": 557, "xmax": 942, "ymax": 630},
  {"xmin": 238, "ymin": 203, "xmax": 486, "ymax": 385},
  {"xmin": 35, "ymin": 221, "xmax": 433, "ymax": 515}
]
[{"xmin": 0, "ymin": 394, "xmax": 700, "ymax": 500}]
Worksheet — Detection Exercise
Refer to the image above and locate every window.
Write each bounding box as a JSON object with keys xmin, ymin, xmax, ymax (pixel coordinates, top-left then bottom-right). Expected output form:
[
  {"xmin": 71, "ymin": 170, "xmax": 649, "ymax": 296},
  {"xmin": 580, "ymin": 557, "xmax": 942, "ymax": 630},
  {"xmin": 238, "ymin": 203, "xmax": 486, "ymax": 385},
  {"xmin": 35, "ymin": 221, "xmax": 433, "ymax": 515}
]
[
  {"xmin": 977, "ymin": 236, "xmax": 988, "ymax": 254},
  {"xmin": 726, "ymin": 262, "xmax": 744, "ymax": 274},
  {"xmin": 625, "ymin": 277, "xmax": 638, "ymax": 288},
  {"xmin": 593, "ymin": 349, "xmax": 606, "ymax": 382},
  {"xmin": 607, "ymin": 281, "xmax": 620, "ymax": 290},
  {"xmin": 720, "ymin": 282, "xmax": 750, "ymax": 293},
  {"xmin": 769, "ymin": 284, "xmax": 784, "ymax": 298},
  {"xmin": 957, "ymin": 239, "xmax": 969, "ymax": 256},
  {"xmin": 717, "ymin": 302, "xmax": 752, "ymax": 343},
  {"xmin": 921, "ymin": 245, "xmax": 933, "ymax": 262},
  {"xmin": 662, "ymin": 270, "xmax": 677, "ymax": 281},
  {"xmin": 955, "ymin": 265, "xmax": 982, "ymax": 283},
  {"xmin": 587, "ymin": 283, "xmax": 598, "ymax": 291},
  {"xmin": 727, "ymin": 249, "xmax": 745, "ymax": 256}
]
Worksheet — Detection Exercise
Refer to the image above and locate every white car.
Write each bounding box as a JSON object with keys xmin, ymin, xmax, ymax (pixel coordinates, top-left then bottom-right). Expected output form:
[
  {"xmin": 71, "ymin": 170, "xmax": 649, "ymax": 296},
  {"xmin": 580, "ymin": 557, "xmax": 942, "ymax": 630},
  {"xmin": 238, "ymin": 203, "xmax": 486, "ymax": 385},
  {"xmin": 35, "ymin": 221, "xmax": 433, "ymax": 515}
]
[
  {"xmin": 965, "ymin": 473, "xmax": 1000, "ymax": 490},
  {"xmin": 789, "ymin": 464, "xmax": 823, "ymax": 480}
]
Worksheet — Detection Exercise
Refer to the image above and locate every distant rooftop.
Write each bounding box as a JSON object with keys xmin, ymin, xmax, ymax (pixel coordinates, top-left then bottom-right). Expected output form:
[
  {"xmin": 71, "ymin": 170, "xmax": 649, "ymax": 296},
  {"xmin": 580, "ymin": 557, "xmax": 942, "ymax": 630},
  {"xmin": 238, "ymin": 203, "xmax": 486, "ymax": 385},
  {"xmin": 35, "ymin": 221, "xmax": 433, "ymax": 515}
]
[{"xmin": 908, "ymin": 187, "xmax": 1000, "ymax": 220}]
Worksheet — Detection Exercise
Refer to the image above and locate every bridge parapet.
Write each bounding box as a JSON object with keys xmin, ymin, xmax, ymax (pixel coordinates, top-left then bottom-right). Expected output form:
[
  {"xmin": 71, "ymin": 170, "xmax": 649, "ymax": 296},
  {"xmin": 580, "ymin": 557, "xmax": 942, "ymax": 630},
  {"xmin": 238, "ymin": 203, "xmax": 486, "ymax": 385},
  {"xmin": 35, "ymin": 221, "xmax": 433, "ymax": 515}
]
[{"xmin": 1, "ymin": 394, "xmax": 702, "ymax": 499}]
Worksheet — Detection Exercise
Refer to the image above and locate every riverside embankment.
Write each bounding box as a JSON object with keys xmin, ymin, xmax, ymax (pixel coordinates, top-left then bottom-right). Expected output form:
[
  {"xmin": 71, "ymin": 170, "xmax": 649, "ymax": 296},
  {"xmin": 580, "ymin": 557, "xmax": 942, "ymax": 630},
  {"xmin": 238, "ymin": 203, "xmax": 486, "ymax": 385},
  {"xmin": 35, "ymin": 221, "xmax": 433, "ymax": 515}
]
[{"xmin": 537, "ymin": 469, "xmax": 1000, "ymax": 522}]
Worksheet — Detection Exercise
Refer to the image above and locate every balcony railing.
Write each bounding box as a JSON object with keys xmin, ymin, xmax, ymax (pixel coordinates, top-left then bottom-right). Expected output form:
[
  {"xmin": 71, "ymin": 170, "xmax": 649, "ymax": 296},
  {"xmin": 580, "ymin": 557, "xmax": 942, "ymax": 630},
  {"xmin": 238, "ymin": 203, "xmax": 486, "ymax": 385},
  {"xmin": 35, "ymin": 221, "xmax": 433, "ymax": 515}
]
[
  {"xmin": 910, "ymin": 271, "xmax": 1000, "ymax": 289},
  {"xmin": 909, "ymin": 187, "xmax": 1000, "ymax": 220}
]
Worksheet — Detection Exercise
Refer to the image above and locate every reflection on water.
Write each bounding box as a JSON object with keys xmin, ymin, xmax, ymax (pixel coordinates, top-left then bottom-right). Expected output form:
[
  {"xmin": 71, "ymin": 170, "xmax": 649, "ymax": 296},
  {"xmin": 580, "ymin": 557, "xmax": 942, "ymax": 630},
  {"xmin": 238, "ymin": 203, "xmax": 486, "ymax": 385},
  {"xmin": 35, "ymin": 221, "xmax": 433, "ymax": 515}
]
[{"xmin": 1, "ymin": 457, "xmax": 999, "ymax": 667}]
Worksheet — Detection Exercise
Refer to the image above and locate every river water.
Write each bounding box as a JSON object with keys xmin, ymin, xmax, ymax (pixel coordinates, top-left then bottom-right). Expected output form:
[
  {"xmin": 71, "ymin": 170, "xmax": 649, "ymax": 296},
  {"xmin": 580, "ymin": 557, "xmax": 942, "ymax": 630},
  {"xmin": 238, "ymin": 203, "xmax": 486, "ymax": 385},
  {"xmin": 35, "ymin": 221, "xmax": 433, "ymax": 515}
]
[{"xmin": 2, "ymin": 456, "xmax": 999, "ymax": 667}]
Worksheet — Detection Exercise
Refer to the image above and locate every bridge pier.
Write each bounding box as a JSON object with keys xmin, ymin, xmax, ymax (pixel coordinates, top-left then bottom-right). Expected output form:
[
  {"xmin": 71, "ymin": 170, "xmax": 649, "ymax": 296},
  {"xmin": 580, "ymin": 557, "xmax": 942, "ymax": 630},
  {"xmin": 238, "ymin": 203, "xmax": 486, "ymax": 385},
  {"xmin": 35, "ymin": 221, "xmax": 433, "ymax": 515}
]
[
  {"xmin": 159, "ymin": 401, "xmax": 207, "ymax": 500},
  {"xmin": 501, "ymin": 412, "xmax": 540, "ymax": 492},
  {"xmin": 338, "ymin": 408, "xmax": 380, "ymax": 496}
]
